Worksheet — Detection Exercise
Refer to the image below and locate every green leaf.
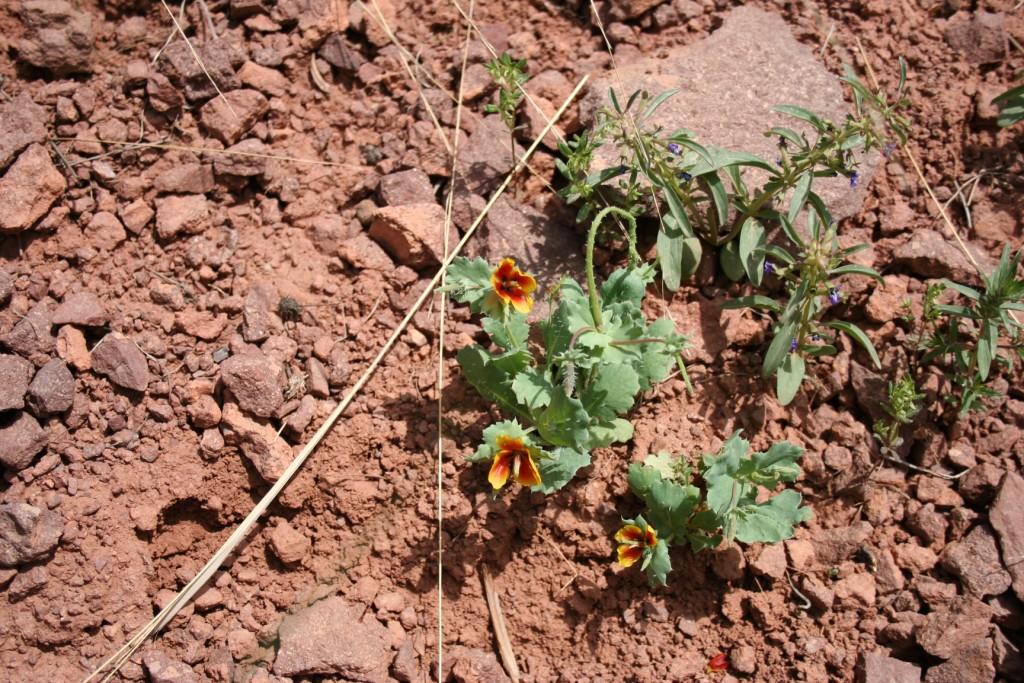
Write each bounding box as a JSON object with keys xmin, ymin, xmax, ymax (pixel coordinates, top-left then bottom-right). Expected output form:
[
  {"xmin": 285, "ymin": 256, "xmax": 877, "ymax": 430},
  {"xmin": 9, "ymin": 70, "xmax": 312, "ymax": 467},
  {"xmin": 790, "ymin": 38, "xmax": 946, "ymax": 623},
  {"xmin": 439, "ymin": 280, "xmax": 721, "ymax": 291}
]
[
  {"xmin": 586, "ymin": 418, "xmax": 633, "ymax": 448},
  {"xmin": 779, "ymin": 215, "xmax": 805, "ymax": 248},
  {"xmin": 978, "ymin": 320, "xmax": 997, "ymax": 380},
  {"xmin": 511, "ymin": 369, "xmax": 554, "ymax": 412},
  {"xmin": 742, "ymin": 441, "xmax": 804, "ymax": 486},
  {"xmin": 601, "ymin": 267, "xmax": 651, "ymax": 306},
  {"xmin": 828, "ymin": 264, "xmax": 884, "ymax": 284},
  {"xmin": 657, "ymin": 213, "xmax": 685, "ymax": 292},
  {"xmin": 468, "ymin": 419, "xmax": 535, "ymax": 463},
  {"xmin": 533, "ymin": 448, "xmax": 591, "ymax": 494},
  {"xmin": 482, "ymin": 312, "xmax": 529, "ymax": 351},
  {"xmin": 490, "ymin": 348, "xmax": 532, "ymax": 374},
  {"xmin": 644, "ymin": 539, "xmax": 672, "ymax": 586},
  {"xmin": 776, "ymin": 353, "xmax": 805, "ymax": 406},
  {"xmin": 457, "ymin": 346, "xmax": 527, "ymax": 419},
  {"xmin": 722, "ymin": 295, "xmax": 782, "ymax": 313},
  {"xmin": 939, "ymin": 279, "xmax": 981, "ymax": 301},
  {"xmin": 774, "ymin": 104, "xmax": 823, "ymax": 127},
  {"xmin": 739, "ymin": 218, "xmax": 767, "ymax": 286},
  {"xmin": 581, "ymin": 363, "xmax": 640, "ymax": 418},
  {"xmin": 702, "ymin": 172, "xmax": 731, "ymax": 229},
  {"xmin": 787, "ymin": 173, "xmax": 812, "ymax": 225},
  {"xmin": 720, "ymin": 240, "xmax": 745, "ymax": 282},
  {"xmin": 825, "ymin": 320, "xmax": 881, "ymax": 369},
  {"xmin": 763, "ymin": 321, "xmax": 797, "ymax": 377},
  {"xmin": 640, "ymin": 89, "xmax": 678, "ymax": 121},
  {"xmin": 731, "ymin": 490, "xmax": 812, "ymax": 544},
  {"xmin": 446, "ymin": 257, "xmax": 495, "ymax": 312},
  {"xmin": 535, "ymin": 388, "xmax": 590, "ymax": 448}
]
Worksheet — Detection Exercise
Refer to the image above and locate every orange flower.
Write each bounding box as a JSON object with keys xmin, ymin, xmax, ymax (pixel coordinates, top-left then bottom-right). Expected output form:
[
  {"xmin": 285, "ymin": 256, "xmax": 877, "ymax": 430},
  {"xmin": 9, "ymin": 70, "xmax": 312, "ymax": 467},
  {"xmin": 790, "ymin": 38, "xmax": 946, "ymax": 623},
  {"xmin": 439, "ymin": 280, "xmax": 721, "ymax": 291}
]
[
  {"xmin": 707, "ymin": 652, "xmax": 728, "ymax": 673},
  {"xmin": 490, "ymin": 257, "xmax": 537, "ymax": 314},
  {"xmin": 615, "ymin": 522, "xmax": 657, "ymax": 568},
  {"xmin": 488, "ymin": 435, "xmax": 542, "ymax": 491}
]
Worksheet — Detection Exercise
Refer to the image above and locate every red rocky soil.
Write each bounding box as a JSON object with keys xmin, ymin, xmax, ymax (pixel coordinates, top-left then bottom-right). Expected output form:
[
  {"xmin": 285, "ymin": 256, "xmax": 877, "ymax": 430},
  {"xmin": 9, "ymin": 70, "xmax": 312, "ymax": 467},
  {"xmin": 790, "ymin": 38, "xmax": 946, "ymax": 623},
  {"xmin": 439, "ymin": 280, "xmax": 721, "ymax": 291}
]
[{"xmin": 0, "ymin": 0, "xmax": 1023, "ymax": 682}]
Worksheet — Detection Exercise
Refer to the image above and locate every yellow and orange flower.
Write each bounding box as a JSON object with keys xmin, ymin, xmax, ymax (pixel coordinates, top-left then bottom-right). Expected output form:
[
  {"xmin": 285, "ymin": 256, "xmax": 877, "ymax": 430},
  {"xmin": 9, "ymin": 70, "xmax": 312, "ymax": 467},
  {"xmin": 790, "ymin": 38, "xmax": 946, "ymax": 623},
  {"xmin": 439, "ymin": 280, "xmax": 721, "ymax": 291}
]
[
  {"xmin": 488, "ymin": 434, "xmax": 542, "ymax": 491},
  {"xmin": 490, "ymin": 257, "xmax": 537, "ymax": 314},
  {"xmin": 615, "ymin": 522, "xmax": 658, "ymax": 568}
]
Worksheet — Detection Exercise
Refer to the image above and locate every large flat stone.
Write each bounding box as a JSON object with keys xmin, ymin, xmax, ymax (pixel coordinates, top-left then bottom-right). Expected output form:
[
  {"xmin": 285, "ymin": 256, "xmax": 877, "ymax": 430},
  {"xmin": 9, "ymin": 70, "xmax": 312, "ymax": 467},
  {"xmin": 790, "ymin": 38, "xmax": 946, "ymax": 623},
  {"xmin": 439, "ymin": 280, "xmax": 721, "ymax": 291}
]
[{"xmin": 580, "ymin": 6, "xmax": 877, "ymax": 228}]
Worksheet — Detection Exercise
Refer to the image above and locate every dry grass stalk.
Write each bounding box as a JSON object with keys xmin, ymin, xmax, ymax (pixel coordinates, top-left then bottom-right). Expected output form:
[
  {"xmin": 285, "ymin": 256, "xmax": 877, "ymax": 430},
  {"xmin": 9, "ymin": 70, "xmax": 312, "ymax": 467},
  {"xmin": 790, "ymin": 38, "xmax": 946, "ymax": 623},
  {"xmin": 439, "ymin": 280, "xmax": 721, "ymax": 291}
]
[
  {"xmin": 158, "ymin": 0, "xmax": 238, "ymax": 119},
  {"xmin": 481, "ymin": 565, "xmax": 522, "ymax": 683}
]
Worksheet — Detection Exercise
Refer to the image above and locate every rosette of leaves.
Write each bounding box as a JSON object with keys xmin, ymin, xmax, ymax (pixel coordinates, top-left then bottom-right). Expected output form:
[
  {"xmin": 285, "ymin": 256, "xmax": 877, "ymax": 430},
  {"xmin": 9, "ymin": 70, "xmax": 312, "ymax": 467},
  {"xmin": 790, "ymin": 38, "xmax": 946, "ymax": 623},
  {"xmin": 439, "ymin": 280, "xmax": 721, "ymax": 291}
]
[
  {"xmin": 555, "ymin": 62, "xmax": 909, "ymax": 290},
  {"xmin": 921, "ymin": 246, "xmax": 1024, "ymax": 414},
  {"xmin": 724, "ymin": 212, "xmax": 882, "ymax": 405},
  {"xmin": 446, "ymin": 208, "xmax": 690, "ymax": 494},
  {"xmin": 622, "ymin": 432, "xmax": 812, "ymax": 586}
]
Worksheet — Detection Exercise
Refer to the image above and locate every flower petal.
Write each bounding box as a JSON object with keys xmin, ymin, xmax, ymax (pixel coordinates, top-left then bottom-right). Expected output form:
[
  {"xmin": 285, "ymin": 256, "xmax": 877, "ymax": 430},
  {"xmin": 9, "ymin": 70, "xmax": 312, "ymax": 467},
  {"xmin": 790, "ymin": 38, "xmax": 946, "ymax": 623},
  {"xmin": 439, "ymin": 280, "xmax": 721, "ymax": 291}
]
[
  {"xmin": 507, "ymin": 292, "xmax": 533, "ymax": 314},
  {"xmin": 645, "ymin": 526, "xmax": 657, "ymax": 547},
  {"xmin": 514, "ymin": 451, "xmax": 542, "ymax": 487},
  {"xmin": 615, "ymin": 525, "xmax": 644, "ymax": 544},
  {"xmin": 617, "ymin": 544, "xmax": 643, "ymax": 568},
  {"xmin": 488, "ymin": 451, "xmax": 513, "ymax": 490}
]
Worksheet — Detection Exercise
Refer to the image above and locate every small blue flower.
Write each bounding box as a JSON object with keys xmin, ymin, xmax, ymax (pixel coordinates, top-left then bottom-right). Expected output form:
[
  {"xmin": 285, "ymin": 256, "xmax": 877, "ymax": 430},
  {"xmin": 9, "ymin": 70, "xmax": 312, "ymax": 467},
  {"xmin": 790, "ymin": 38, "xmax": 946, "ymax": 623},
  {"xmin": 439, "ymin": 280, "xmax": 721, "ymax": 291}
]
[
  {"xmin": 679, "ymin": 172, "xmax": 692, "ymax": 183},
  {"xmin": 810, "ymin": 333, "xmax": 821, "ymax": 342},
  {"xmin": 883, "ymin": 142, "xmax": 897, "ymax": 159},
  {"xmin": 828, "ymin": 287, "xmax": 841, "ymax": 305},
  {"xmin": 667, "ymin": 142, "xmax": 682, "ymax": 155},
  {"xmin": 790, "ymin": 338, "xmax": 798, "ymax": 352},
  {"xmin": 763, "ymin": 260, "xmax": 775, "ymax": 276},
  {"xmin": 849, "ymin": 171, "xmax": 859, "ymax": 188},
  {"xmin": 775, "ymin": 158, "xmax": 783, "ymax": 167}
]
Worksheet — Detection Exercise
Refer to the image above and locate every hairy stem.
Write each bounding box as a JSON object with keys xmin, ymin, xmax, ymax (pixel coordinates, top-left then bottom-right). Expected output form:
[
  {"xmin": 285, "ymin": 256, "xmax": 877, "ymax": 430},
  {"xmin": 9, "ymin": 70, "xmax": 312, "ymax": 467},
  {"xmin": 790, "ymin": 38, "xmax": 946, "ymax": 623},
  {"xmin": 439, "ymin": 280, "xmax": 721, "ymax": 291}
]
[{"xmin": 586, "ymin": 206, "xmax": 639, "ymax": 331}]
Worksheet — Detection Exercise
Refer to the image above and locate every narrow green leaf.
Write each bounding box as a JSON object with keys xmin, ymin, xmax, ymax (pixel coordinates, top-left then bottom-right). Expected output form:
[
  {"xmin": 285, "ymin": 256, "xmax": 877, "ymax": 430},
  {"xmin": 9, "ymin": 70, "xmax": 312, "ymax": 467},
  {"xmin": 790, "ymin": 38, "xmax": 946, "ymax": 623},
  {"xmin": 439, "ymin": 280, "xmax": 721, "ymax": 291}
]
[
  {"xmin": 787, "ymin": 173, "xmax": 812, "ymax": 225},
  {"xmin": 825, "ymin": 321, "xmax": 881, "ymax": 369},
  {"xmin": 641, "ymin": 89, "xmax": 678, "ymax": 121},
  {"xmin": 721, "ymin": 295, "xmax": 782, "ymax": 313},
  {"xmin": 739, "ymin": 218, "xmax": 766, "ymax": 286},
  {"xmin": 828, "ymin": 264, "xmax": 884, "ymax": 284},
  {"xmin": 720, "ymin": 240, "xmax": 745, "ymax": 282},
  {"xmin": 774, "ymin": 104, "xmax": 823, "ymax": 127},
  {"xmin": 776, "ymin": 353, "xmax": 805, "ymax": 406},
  {"xmin": 763, "ymin": 322, "xmax": 797, "ymax": 377},
  {"xmin": 977, "ymin": 321, "xmax": 997, "ymax": 380}
]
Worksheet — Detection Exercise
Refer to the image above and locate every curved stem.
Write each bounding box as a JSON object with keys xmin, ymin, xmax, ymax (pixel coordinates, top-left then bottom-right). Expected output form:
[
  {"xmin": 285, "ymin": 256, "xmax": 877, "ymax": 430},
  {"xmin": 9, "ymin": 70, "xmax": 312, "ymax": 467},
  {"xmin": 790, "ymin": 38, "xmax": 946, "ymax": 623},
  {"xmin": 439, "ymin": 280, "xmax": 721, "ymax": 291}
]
[{"xmin": 586, "ymin": 206, "xmax": 639, "ymax": 331}]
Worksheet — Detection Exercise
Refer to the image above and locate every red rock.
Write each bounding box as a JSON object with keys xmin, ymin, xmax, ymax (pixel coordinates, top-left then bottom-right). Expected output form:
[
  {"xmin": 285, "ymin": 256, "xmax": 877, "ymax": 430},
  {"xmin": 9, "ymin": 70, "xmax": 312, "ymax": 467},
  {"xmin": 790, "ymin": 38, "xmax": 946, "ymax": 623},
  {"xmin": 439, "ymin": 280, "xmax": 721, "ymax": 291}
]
[
  {"xmin": 892, "ymin": 230, "xmax": 991, "ymax": 286},
  {"xmin": 268, "ymin": 520, "xmax": 310, "ymax": 565},
  {"xmin": 227, "ymin": 628, "xmax": 258, "ymax": 660},
  {"xmin": 0, "ymin": 92, "xmax": 48, "ymax": 170},
  {"xmin": 8, "ymin": 565, "xmax": 48, "ymax": 601},
  {"xmin": 155, "ymin": 194, "xmax": 210, "ymax": 239},
  {"xmin": 242, "ymin": 281, "xmax": 282, "ymax": 343},
  {"xmin": 55, "ymin": 325, "xmax": 91, "ymax": 371},
  {"xmin": 0, "ymin": 411, "xmax": 49, "ymax": 472},
  {"xmin": 213, "ymin": 139, "xmax": 267, "ymax": 177},
  {"xmin": 143, "ymin": 649, "xmax": 201, "ymax": 683},
  {"xmin": 220, "ymin": 402, "xmax": 292, "ymax": 482},
  {"xmin": 146, "ymin": 72, "xmax": 183, "ymax": 112},
  {"xmin": 859, "ymin": 652, "xmax": 921, "ymax": 683},
  {"xmin": 52, "ymin": 291, "xmax": 108, "ymax": 327},
  {"xmin": 0, "ymin": 354, "xmax": 34, "ymax": 411},
  {"xmin": 273, "ymin": 596, "xmax": 392, "ymax": 679},
  {"xmin": 457, "ymin": 116, "xmax": 522, "ymax": 195},
  {"xmin": 916, "ymin": 595, "xmax": 992, "ymax": 659},
  {"xmin": 368, "ymin": 203, "xmax": 456, "ymax": 269},
  {"xmin": 924, "ymin": 637, "xmax": 995, "ymax": 682},
  {"xmin": 26, "ymin": 358, "xmax": 74, "ymax": 415},
  {"xmin": 90, "ymin": 332, "xmax": 151, "ymax": 392},
  {"xmin": 749, "ymin": 543, "xmax": 786, "ymax": 579},
  {"xmin": 379, "ymin": 169, "xmax": 436, "ymax": 206},
  {"xmin": 153, "ymin": 163, "xmax": 215, "ymax": 195},
  {"xmin": 16, "ymin": 0, "xmax": 94, "ymax": 74},
  {"xmin": 4, "ymin": 301, "xmax": 55, "ymax": 362},
  {"xmin": 441, "ymin": 646, "xmax": 511, "ymax": 683},
  {"xmin": 944, "ymin": 11, "xmax": 1006, "ymax": 65},
  {"xmin": 990, "ymin": 472, "xmax": 1024, "ymax": 602},
  {"xmin": 220, "ymin": 353, "xmax": 284, "ymax": 418},
  {"xmin": 318, "ymin": 33, "xmax": 364, "ymax": 72},
  {"xmin": 813, "ymin": 522, "xmax": 872, "ymax": 565},
  {"xmin": 307, "ymin": 357, "xmax": 330, "ymax": 398},
  {"xmin": 119, "ymin": 198, "xmax": 154, "ymax": 234},
  {"xmin": 0, "ymin": 502, "xmax": 63, "ymax": 567},
  {"xmin": 84, "ymin": 211, "xmax": 126, "ymax": 251},
  {"xmin": 0, "ymin": 270, "xmax": 11, "ymax": 306},
  {"xmin": 835, "ymin": 572, "xmax": 877, "ymax": 608},
  {"xmin": 908, "ymin": 503, "xmax": 948, "ymax": 548},
  {"xmin": 874, "ymin": 548, "xmax": 905, "ymax": 594},
  {"xmin": 174, "ymin": 311, "xmax": 227, "ymax": 341},
  {"xmin": 187, "ymin": 395, "xmax": 221, "ymax": 429},
  {"xmin": 200, "ymin": 89, "xmax": 269, "ymax": 144},
  {"xmin": 159, "ymin": 39, "xmax": 242, "ymax": 102},
  {"xmin": 284, "ymin": 395, "xmax": 317, "ymax": 435},
  {"xmin": 940, "ymin": 525, "xmax": 1012, "ymax": 598},
  {"xmin": 237, "ymin": 60, "xmax": 289, "ymax": 97},
  {"xmin": 338, "ymin": 234, "xmax": 395, "ymax": 271},
  {"xmin": 0, "ymin": 144, "xmax": 67, "ymax": 233},
  {"xmin": 961, "ymin": 463, "xmax": 1005, "ymax": 504},
  {"xmin": 784, "ymin": 539, "xmax": 816, "ymax": 571}
]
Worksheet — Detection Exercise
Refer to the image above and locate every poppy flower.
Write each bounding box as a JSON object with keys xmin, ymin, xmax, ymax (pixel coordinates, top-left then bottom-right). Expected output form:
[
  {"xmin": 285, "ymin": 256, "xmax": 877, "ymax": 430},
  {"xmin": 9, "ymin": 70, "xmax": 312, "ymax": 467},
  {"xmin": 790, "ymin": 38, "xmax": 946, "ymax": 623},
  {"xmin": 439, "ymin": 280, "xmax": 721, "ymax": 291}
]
[
  {"xmin": 487, "ymin": 434, "xmax": 542, "ymax": 491},
  {"xmin": 707, "ymin": 652, "xmax": 728, "ymax": 673},
  {"xmin": 615, "ymin": 522, "xmax": 658, "ymax": 568},
  {"xmin": 490, "ymin": 258, "xmax": 537, "ymax": 314}
]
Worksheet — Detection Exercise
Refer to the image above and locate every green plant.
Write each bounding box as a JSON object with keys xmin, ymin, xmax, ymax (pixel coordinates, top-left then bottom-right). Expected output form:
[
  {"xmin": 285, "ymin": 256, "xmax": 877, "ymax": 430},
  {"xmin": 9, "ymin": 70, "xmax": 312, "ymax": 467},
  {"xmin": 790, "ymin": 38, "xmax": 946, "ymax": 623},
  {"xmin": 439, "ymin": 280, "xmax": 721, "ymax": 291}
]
[
  {"xmin": 723, "ymin": 215, "xmax": 883, "ymax": 405},
  {"xmin": 872, "ymin": 374, "xmax": 924, "ymax": 454},
  {"xmin": 617, "ymin": 431, "xmax": 811, "ymax": 586},
  {"xmin": 920, "ymin": 246, "xmax": 1024, "ymax": 414},
  {"xmin": 555, "ymin": 62, "xmax": 911, "ymax": 290},
  {"xmin": 446, "ymin": 207, "xmax": 690, "ymax": 494},
  {"xmin": 484, "ymin": 52, "xmax": 529, "ymax": 166},
  {"xmin": 993, "ymin": 77, "xmax": 1024, "ymax": 128}
]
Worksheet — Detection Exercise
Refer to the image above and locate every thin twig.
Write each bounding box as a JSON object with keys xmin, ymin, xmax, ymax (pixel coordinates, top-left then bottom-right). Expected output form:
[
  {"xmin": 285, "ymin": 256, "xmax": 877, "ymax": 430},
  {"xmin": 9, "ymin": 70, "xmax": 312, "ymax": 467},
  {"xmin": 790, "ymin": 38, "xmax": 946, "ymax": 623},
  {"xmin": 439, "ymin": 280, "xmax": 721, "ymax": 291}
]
[
  {"xmin": 882, "ymin": 454, "xmax": 971, "ymax": 481},
  {"xmin": 481, "ymin": 565, "xmax": 522, "ymax": 683},
  {"xmin": 158, "ymin": 0, "xmax": 238, "ymax": 120},
  {"xmin": 542, "ymin": 530, "xmax": 579, "ymax": 595},
  {"xmin": 83, "ymin": 74, "xmax": 589, "ymax": 683},
  {"xmin": 436, "ymin": 3, "xmax": 473, "ymax": 679},
  {"xmin": 153, "ymin": 0, "xmax": 188, "ymax": 64}
]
